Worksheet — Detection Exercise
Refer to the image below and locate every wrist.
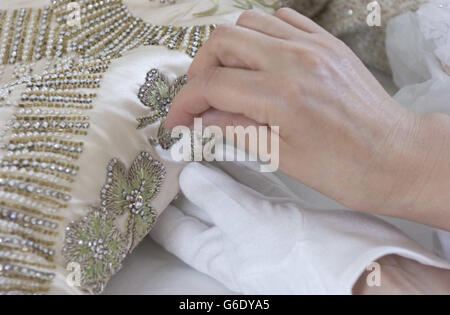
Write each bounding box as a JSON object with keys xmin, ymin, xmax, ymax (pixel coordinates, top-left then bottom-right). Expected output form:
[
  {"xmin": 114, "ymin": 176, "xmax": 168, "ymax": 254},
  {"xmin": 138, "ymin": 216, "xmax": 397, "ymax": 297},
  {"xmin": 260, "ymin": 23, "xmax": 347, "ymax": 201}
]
[
  {"xmin": 361, "ymin": 109, "xmax": 450, "ymax": 229},
  {"xmin": 390, "ymin": 113, "xmax": 450, "ymax": 228}
]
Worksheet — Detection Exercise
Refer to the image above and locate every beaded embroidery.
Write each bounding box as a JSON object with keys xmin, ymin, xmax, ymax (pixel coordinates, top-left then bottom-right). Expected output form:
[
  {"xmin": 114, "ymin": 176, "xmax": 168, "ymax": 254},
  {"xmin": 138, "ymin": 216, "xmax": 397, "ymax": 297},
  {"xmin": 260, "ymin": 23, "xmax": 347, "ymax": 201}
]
[
  {"xmin": 0, "ymin": 6, "xmax": 59, "ymax": 65},
  {"xmin": 137, "ymin": 68, "xmax": 217, "ymax": 155},
  {"xmin": 62, "ymin": 208, "xmax": 127, "ymax": 294},
  {"xmin": 0, "ymin": 56, "xmax": 110, "ymax": 295},
  {"xmin": 0, "ymin": 2, "xmax": 215, "ymax": 67},
  {"xmin": 101, "ymin": 152, "xmax": 165, "ymax": 250},
  {"xmin": 63, "ymin": 152, "xmax": 165, "ymax": 294},
  {"xmin": 51, "ymin": 0, "xmax": 216, "ymax": 59},
  {"xmin": 137, "ymin": 68, "xmax": 187, "ymax": 149}
]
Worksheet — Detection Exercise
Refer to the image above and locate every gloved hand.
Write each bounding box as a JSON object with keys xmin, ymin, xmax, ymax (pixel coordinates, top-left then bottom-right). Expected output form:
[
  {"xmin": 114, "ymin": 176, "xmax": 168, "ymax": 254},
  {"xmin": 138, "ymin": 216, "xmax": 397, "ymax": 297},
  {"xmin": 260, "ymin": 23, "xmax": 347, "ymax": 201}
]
[{"xmin": 150, "ymin": 162, "xmax": 450, "ymax": 294}]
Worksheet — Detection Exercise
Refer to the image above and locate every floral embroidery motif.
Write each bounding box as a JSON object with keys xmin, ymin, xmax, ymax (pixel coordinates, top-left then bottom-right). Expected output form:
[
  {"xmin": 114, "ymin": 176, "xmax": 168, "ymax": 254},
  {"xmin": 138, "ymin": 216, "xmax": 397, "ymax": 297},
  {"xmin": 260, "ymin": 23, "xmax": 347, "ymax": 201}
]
[
  {"xmin": 137, "ymin": 69, "xmax": 187, "ymax": 128},
  {"xmin": 155, "ymin": 122, "xmax": 180, "ymax": 150},
  {"xmin": 138, "ymin": 69, "xmax": 218, "ymax": 152},
  {"xmin": 62, "ymin": 209, "xmax": 127, "ymax": 295},
  {"xmin": 101, "ymin": 152, "xmax": 165, "ymax": 249},
  {"xmin": 137, "ymin": 69, "xmax": 187, "ymax": 149},
  {"xmin": 63, "ymin": 152, "xmax": 165, "ymax": 294}
]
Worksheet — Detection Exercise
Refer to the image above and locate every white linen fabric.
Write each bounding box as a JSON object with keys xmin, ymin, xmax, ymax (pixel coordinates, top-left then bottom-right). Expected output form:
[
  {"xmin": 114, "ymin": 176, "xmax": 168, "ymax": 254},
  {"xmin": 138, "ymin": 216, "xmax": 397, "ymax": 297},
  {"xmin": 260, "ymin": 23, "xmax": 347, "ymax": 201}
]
[
  {"xmin": 386, "ymin": 0, "xmax": 450, "ymax": 261},
  {"xmin": 150, "ymin": 162, "xmax": 450, "ymax": 294}
]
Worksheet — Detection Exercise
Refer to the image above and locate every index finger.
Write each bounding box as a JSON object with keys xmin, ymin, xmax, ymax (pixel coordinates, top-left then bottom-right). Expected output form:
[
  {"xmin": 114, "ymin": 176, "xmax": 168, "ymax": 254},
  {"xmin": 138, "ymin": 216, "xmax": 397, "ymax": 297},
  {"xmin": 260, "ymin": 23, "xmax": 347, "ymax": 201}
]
[{"xmin": 165, "ymin": 67, "xmax": 273, "ymax": 129}]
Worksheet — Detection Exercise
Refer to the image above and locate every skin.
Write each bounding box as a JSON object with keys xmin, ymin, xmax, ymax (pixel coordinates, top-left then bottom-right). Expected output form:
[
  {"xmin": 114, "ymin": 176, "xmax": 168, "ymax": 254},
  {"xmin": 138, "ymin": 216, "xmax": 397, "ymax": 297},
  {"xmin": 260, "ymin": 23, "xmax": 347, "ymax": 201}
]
[
  {"xmin": 354, "ymin": 255, "xmax": 450, "ymax": 295},
  {"xmin": 163, "ymin": 8, "xmax": 450, "ymax": 294},
  {"xmin": 165, "ymin": 8, "xmax": 450, "ymax": 231}
]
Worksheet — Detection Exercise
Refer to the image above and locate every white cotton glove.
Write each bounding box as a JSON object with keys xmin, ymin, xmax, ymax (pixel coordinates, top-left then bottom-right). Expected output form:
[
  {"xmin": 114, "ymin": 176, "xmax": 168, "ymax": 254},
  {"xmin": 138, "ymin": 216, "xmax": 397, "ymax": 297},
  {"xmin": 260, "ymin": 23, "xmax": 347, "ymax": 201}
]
[{"xmin": 150, "ymin": 162, "xmax": 450, "ymax": 294}]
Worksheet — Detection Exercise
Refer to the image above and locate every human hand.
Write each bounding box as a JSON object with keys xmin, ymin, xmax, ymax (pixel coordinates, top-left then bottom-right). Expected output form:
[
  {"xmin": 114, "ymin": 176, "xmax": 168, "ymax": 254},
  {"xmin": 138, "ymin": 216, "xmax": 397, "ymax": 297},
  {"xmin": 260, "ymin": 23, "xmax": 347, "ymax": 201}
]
[
  {"xmin": 150, "ymin": 162, "xmax": 450, "ymax": 294},
  {"xmin": 354, "ymin": 255, "xmax": 450, "ymax": 295},
  {"xmin": 165, "ymin": 8, "xmax": 450, "ymax": 229}
]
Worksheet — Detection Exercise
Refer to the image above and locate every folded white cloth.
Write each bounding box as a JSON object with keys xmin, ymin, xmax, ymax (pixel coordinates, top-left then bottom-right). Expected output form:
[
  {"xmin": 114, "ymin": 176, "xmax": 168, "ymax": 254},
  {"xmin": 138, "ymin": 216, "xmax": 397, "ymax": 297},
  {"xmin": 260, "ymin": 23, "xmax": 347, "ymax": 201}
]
[{"xmin": 151, "ymin": 162, "xmax": 450, "ymax": 294}]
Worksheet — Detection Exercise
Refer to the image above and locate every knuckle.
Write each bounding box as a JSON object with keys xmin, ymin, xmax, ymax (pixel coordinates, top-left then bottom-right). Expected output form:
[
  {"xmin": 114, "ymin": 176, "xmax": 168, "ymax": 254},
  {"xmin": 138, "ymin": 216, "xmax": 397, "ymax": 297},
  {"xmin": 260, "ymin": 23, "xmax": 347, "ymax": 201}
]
[
  {"xmin": 282, "ymin": 42, "xmax": 328, "ymax": 69},
  {"xmin": 310, "ymin": 32, "xmax": 330, "ymax": 45},
  {"xmin": 284, "ymin": 42, "xmax": 310, "ymax": 61},
  {"xmin": 302, "ymin": 47, "xmax": 327, "ymax": 68},
  {"xmin": 211, "ymin": 24, "xmax": 235, "ymax": 40},
  {"xmin": 186, "ymin": 65, "xmax": 197, "ymax": 81},
  {"xmin": 305, "ymin": 52, "xmax": 323, "ymax": 68},
  {"xmin": 236, "ymin": 10, "xmax": 260, "ymax": 26},
  {"xmin": 274, "ymin": 7, "xmax": 294, "ymax": 18},
  {"xmin": 314, "ymin": 33, "xmax": 349, "ymax": 54},
  {"xmin": 208, "ymin": 24, "xmax": 235, "ymax": 51},
  {"xmin": 199, "ymin": 66, "xmax": 219, "ymax": 90}
]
